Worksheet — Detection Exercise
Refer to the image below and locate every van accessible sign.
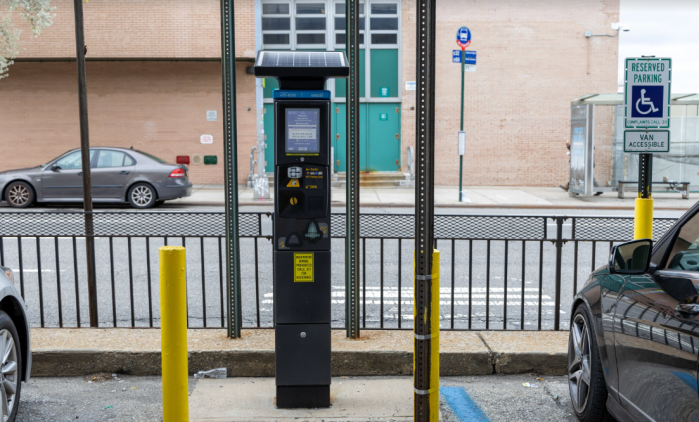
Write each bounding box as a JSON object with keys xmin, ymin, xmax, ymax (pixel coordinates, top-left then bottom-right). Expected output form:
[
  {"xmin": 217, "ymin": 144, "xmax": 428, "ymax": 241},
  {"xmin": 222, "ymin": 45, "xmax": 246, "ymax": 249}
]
[
  {"xmin": 624, "ymin": 130, "xmax": 670, "ymax": 153},
  {"xmin": 624, "ymin": 57, "xmax": 671, "ymax": 128}
]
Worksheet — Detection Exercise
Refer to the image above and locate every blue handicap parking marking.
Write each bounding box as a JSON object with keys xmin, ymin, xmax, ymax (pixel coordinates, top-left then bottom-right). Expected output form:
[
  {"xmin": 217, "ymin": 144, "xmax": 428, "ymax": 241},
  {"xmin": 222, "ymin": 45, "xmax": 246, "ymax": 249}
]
[
  {"xmin": 631, "ymin": 85, "xmax": 663, "ymax": 118},
  {"xmin": 440, "ymin": 386, "xmax": 491, "ymax": 421}
]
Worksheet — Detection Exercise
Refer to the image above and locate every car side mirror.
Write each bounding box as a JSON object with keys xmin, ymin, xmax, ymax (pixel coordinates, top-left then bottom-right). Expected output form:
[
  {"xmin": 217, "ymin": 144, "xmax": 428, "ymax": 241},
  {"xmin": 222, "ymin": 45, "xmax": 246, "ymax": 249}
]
[
  {"xmin": 50, "ymin": 164, "xmax": 60, "ymax": 171},
  {"xmin": 609, "ymin": 239, "xmax": 652, "ymax": 274}
]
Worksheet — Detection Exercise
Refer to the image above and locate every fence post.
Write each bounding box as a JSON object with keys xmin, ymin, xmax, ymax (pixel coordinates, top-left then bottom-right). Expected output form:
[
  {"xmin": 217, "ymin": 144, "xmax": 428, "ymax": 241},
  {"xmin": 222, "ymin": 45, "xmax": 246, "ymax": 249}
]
[
  {"xmin": 220, "ymin": 0, "xmax": 242, "ymax": 338},
  {"xmin": 159, "ymin": 246, "xmax": 189, "ymax": 422},
  {"xmin": 554, "ymin": 217, "xmax": 564, "ymax": 331}
]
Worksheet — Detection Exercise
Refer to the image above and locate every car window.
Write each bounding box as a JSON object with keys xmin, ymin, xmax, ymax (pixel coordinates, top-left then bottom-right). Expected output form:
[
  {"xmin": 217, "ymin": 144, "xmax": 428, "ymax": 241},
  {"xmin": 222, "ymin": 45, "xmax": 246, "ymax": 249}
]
[
  {"xmin": 96, "ymin": 150, "xmax": 130, "ymax": 168},
  {"xmin": 124, "ymin": 154, "xmax": 136, "ymax": 166},
  {"xmin": 665, "ymin": 212, "xmax": 699, "ymax": 271},
  {"xmin": 55, "ymin": 151, "xmax": 95, "ymax": 170}
]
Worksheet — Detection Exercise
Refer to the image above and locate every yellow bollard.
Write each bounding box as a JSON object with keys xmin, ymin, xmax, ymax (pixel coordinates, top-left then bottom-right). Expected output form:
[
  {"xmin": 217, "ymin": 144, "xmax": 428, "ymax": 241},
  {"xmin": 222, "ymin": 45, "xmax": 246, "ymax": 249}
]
[
  {"xmin": 634, "ymin": 197, "xmax": 654, "ymax": 240},
  {"xmin": 159, "ymin": 246, "xmax": 189, "ymax": 422},
  {"xmin": 413, "ymin": 250, "xmax": 440, "ymax": 422}
]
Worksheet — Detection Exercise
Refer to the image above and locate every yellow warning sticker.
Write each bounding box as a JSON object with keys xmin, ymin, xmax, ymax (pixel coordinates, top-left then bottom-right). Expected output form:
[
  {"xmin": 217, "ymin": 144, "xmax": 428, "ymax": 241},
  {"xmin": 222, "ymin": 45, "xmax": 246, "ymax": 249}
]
[
  {"xmin": 287, "ymin": 179, "xmax": 300, "ymax": 187},
  {"xmin": 294, "ymin": 253, "xmax": 314, "ymax": 282}
]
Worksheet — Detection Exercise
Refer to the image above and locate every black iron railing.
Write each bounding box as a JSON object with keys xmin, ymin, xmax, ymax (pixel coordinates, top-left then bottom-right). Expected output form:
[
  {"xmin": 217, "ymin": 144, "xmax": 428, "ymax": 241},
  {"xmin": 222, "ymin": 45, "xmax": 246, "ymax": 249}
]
[{"xmin": 0, "ymin": 211, "xmax": 678, "ymax": 331}]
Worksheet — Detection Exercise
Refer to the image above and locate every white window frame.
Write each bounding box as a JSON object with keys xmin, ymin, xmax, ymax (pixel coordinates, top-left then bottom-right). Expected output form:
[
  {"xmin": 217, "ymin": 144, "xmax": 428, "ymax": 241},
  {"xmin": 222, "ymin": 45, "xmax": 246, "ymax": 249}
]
[
  {"xmin": 261, "ymin": 1, "xmax": 293, "ymax": 49},
  {"xmin": 294, "ymin": 0, "xmax": 330, "ymax": 50},
  {"xmin": 367, "ymin": 1, "xmax": 399, "ymax": 49},
  {"xmin": 259, "ymin": 0, "xmax": 401, "ymax": 103}
]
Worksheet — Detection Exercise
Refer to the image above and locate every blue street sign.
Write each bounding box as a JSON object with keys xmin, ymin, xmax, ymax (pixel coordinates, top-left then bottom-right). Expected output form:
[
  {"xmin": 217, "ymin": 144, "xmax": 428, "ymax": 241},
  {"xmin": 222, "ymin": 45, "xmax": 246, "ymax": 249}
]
[
  {"xmin": 456, "ymin": 26, "xmax": 471, "ymax": 49},
  {"xmin": 452, "ymin": 50, "xmax": 476, "ymax": 64}
]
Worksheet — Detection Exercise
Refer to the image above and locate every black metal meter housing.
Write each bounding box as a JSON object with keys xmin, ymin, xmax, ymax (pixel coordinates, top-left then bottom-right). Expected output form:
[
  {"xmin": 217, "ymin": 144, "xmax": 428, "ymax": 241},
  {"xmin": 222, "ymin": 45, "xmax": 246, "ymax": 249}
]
[{"xmin": 254, "ymin": 50, "xmax": 348, "ymax": 409}]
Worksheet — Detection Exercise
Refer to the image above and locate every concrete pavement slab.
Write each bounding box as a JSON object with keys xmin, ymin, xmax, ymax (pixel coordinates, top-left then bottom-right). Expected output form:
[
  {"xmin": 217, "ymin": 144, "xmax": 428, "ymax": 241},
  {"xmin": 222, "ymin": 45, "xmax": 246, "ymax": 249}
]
[
  {"xmin": 477, "ymin": 331, "xmax": 569, "ymax": 375},
  {"xmin": 189, "ymin": 377, "xmax": 414, "ymax": 421}
]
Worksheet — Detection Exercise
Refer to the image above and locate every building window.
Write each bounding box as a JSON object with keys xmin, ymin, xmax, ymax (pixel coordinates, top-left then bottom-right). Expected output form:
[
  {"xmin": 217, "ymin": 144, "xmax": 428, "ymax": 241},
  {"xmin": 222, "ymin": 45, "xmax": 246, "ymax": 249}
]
[
  {"xmin": 262, "ymin": 2, "xmax": 292, "ymax": 47},
  {"xmin": 261, "ymin": 0, "xmax": 400, "ymax": 100},
  {"xmin": 369, "ymin": 2, "xmax": 398, "ymax": 46},
  {"xmin": 334, "ymin": 2, "xmax": 365, "ymax": 47},
  {"xmin": 295, "ymin": 2, "xmax": 327, "ymax": 48}
]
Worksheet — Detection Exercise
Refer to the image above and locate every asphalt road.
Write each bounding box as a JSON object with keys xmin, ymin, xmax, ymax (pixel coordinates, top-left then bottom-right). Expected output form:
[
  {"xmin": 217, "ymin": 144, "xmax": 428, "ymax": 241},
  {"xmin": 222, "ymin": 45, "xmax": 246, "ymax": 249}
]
[
  {"xmin": 16, "ymin": 374, "xmax": 575, "ymax": 422},
  {"xmin": 0, "ymin": 204, "xmax": 684, "ymax": 331}
]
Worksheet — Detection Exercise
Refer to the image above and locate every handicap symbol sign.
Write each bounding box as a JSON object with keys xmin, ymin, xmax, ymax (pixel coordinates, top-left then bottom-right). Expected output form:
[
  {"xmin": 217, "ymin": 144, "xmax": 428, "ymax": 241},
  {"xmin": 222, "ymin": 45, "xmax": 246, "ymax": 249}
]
[{"xmin": 631, "ymin": 86, "xmax": 663, "ymax": 118}]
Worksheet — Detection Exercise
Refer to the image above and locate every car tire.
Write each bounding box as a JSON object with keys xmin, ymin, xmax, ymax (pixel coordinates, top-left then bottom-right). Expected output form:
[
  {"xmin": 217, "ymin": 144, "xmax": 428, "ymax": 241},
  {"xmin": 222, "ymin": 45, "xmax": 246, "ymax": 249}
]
[
  {"xmin": 127, "ymin": 183, "xmax": 157, "ymax": 209},
  {"xmin": 569, "ymin": 304, "xmax": 613, "ymax": 422},
  {"xmin": 5, "ymin": 182, "xmax": 34, "ymax": 208},
  {"xmin": 0, "ymin": 311, "xmax": 22, "ymax": 422}
]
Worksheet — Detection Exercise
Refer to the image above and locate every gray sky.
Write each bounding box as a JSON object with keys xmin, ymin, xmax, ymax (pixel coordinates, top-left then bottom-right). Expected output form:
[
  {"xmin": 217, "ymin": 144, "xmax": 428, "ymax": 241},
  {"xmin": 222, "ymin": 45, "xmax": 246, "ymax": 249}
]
[{"xmin": 619, "ymin": 0, "xmax": 699, "ymax": 93}]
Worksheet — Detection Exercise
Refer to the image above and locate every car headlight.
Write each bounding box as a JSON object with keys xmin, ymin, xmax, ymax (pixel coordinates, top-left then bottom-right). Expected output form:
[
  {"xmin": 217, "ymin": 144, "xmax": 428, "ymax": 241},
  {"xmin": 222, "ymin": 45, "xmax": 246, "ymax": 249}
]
[{"xmin": 0, "ymin": 266, "xmax": 14, "ymax": 284}]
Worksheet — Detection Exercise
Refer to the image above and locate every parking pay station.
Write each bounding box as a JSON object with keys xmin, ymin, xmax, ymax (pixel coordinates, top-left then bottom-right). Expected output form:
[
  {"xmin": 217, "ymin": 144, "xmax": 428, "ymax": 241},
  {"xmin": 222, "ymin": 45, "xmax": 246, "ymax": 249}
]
[{"xmin": 254, "ymin": 51, "xmax": 348, "ymax": 408}]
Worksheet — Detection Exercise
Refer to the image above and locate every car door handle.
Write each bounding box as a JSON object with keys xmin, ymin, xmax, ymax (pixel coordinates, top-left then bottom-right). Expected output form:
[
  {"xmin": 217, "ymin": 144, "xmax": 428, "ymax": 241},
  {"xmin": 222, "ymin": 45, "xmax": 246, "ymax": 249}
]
[
  {"xmin": 119, "ymin": 171, "xmax": 130, "ymax": 175},
  {"xmin": 676, "ymin": 303, "xmax": 699, "ymax": 314}
]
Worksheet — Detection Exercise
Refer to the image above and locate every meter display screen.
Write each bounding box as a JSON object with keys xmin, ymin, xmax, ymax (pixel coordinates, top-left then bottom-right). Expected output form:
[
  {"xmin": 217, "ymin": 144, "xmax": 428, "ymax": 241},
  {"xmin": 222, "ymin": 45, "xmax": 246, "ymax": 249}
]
[{"xmin": 286, "ymin": 109, "xmax": 320, "ymax": 154}]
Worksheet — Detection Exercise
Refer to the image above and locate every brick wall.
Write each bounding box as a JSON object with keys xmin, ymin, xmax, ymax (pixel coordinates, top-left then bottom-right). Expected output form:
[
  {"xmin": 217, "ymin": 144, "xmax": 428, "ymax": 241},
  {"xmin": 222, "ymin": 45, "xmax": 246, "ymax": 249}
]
[
  {"xmin": 5, "ymin": 0, "xmax": 620, "ymax": 187},
  {"xmin": 400, "ymin": 0, "xmax": 619, "ymax": 186},
  {"xmin": 15, "ymin": 0, "xmax": 256, "ymax": 59},
  {"xmin": 0, "ymin": 61, "xmax": 256, "ymax": 185}
]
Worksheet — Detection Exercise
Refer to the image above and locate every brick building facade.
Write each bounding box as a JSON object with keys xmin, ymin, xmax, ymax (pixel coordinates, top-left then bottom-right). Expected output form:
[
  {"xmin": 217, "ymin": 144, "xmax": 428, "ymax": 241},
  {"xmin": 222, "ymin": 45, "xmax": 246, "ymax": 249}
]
[{"xmin": 1, "ymin": 0, "xmax": 620, "ymax": 186}]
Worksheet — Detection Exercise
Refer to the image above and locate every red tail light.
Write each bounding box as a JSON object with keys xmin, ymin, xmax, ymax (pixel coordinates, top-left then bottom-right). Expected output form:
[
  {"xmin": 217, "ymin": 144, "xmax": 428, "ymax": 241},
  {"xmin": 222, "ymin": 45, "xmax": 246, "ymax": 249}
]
[{"xmin": 169, "ymin": 168, "xmax": 186, "ymax": 178}]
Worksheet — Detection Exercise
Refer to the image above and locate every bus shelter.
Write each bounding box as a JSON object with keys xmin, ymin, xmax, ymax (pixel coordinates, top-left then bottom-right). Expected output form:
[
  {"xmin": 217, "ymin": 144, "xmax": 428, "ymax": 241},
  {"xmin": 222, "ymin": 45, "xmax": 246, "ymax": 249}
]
[{"xmin": 569, "ymin": 93, "xmax": 699, "ymax": 196}]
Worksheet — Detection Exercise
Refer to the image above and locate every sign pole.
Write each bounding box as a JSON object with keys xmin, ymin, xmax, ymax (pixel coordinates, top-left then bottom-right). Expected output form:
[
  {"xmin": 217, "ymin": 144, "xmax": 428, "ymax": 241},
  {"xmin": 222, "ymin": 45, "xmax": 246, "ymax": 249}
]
[
  {"xmin": 635, "ymin": 151, "xmax": 653, "ymax": 239},
  {"xmin": 623, "ymin": 56, "xmax": 670, "ymax": 240},
  {"xmin": 72, "ymin": 0, "xmax": 98, "ymax": 328},
  {"xmin": 459, "ymin": 48, "xmax": 465, "ymax": 202}
]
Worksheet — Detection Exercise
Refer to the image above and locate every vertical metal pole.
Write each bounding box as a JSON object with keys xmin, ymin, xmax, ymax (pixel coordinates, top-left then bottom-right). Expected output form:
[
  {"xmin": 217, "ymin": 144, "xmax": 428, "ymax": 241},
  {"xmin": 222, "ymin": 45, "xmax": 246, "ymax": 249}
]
[
  {"xmin": 221, "ymin": 0, "xmax": 242, "ymax": 338},
  {"xmin": 73, "ymin": 0, "xmax": 98, "ymax": 328},
  {"xmin": 634, "ymin": 152, "xmax": 654, "ymax": 240},
  {"xmin": 458, "ymin": 49, "xmax": 464, "ymax": 201},
  {"xmin": 345, "ymin": 0, "xmax": 361, "ymax": 339},
  {"xmin": 414, "ymin": 0, "xmax": 437, "ymax": 420},
  {"xmin": 554, "ymin": 217, "xmax": 564, "ymax": 331}
]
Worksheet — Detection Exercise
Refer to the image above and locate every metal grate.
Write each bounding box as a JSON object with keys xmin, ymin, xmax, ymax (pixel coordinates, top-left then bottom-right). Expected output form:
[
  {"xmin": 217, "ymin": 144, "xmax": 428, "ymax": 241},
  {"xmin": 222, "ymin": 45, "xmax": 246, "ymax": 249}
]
[
  {"xmin": 0, "ymin": 212, "xmax": 260, "ymax": 238},
  {"xmin": 332, "ymin": 214, "xmax": 545, "ymax": 240},
  {"xmin": 573, "ymin": 217, "xmax": 677, "ymax": 241}
]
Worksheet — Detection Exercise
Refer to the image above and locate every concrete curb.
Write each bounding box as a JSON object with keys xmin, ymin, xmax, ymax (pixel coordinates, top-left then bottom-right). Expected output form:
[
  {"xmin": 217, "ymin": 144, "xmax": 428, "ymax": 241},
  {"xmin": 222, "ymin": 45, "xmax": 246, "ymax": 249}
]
[
  {"xmin": 31, "ymin": 348, "xmax": 558, "ymax": 378},
  {"xmin": 173, "ymin": 201, "xmax": 691, "ymax": 211}
]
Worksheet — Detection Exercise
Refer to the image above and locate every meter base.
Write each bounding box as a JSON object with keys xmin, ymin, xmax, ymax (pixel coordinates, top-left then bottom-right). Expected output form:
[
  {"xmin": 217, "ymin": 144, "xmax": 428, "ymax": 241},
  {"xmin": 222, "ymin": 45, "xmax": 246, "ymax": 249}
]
[{"xmin": 276, "ymin": 385, "xmax": 330, "ymax": 409}]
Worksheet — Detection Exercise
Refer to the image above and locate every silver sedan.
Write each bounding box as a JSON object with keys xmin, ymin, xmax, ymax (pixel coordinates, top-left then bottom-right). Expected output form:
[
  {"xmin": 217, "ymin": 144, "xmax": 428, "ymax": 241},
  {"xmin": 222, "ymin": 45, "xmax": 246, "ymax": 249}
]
[{"xmin": 0, "ymin": 148, "xmax": 192, "ymax": 209}]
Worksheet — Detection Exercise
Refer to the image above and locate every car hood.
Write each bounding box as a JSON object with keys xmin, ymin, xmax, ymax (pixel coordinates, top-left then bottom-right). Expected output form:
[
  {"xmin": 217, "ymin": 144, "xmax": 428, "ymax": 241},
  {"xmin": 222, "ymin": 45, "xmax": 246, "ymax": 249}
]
[{"xmin": 0, "ymin": 166, "xmax": 44, "ymax": 178}]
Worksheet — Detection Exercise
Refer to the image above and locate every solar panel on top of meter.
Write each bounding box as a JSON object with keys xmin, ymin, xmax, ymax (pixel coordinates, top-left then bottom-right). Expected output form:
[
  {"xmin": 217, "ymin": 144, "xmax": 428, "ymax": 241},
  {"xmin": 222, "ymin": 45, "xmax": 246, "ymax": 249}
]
[{"xmin": 259, "ymin": 51, "xmax": 345, "ymax": 68}]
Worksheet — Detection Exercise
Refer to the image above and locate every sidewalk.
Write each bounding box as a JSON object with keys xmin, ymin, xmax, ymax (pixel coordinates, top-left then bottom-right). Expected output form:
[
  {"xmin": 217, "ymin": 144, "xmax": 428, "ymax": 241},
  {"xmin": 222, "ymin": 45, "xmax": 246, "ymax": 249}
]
[
  {"xmin": 170, "ymin": 184, "xmax": 697, "ymax": 210},
  {"xmin": 30, "ymin": 328, "xmax": 567, "ymax": 377}
]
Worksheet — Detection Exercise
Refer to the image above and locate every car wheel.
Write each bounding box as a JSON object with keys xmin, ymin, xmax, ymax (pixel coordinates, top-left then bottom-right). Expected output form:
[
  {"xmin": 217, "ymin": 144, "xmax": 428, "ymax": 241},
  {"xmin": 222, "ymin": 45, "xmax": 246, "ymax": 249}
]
[
  {"xmin": 5, "ymin": 182, "xmax": 34, "ymax": 208},
  {"xmin": 128, "ymin": 183, "xmax": 157, "ymax": 209},
  {"xmin": 569, "ymin": 304, "xmax": 612, "ymax": 422},
  {"xmin": 0, "ymin": 311, "xmax": 22, "ymax": 422}
]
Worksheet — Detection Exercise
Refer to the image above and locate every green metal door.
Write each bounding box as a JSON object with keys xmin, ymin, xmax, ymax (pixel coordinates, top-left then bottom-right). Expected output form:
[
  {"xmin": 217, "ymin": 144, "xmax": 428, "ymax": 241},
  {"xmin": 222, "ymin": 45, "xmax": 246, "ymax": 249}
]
[
  {"xmin": 332, "ymin": 103, "xmax": 368, "ymax": 172},
  {"xmin": 367, "ymin": 103, "xmax": 401, "ymax": 171},
  {"xmin": 263, "ymin": 103, "xmax": 275, "ymax": 172}
]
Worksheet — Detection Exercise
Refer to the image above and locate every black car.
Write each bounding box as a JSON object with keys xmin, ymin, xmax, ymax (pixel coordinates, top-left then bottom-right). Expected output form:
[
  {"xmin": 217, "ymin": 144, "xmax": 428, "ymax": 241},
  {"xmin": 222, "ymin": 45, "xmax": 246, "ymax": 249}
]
[{"xmin": 569, "ymin": 203, "xmax": 699, "ymax": 421}]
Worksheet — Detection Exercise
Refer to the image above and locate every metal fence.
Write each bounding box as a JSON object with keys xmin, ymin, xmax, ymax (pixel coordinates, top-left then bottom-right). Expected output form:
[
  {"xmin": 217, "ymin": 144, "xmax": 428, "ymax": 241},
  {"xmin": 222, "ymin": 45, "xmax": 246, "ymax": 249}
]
[{"xmin": 0, "ymin": 211, "xmax": 678, "ymax": 331}]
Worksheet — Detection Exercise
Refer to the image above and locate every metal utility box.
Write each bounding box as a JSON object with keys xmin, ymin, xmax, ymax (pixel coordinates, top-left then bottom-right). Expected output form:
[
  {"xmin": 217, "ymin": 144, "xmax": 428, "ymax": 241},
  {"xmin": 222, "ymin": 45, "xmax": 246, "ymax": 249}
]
[{"xmin": 254, "ymin": 50, "xmax": 348, "ymax": 409}]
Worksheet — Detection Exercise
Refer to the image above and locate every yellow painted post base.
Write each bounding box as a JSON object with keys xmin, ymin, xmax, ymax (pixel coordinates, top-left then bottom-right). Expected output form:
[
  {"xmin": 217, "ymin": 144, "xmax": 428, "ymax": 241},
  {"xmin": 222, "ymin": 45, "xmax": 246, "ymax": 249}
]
[
  {"xmin": 159, "ymin": 246, "xmax": 189, "ymax": 422},
  {"xmin": 414, "ymin": 250, "xmax": 440, "ymax": 422},
  {"xmin": 634, "ymin": 197, "xmax": 654, "ymax": 240}
]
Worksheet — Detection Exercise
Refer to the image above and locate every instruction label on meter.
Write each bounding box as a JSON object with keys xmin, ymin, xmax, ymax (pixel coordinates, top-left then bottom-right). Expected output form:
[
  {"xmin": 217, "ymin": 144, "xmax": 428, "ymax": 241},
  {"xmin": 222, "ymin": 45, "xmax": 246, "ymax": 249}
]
[
  {"xmin": 304, "ymin": 167, "xmax": 324, "ymax": 189},
  {"xmin": 294, "ymin": 253, "xmax": 314, "ymax": 282}
]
